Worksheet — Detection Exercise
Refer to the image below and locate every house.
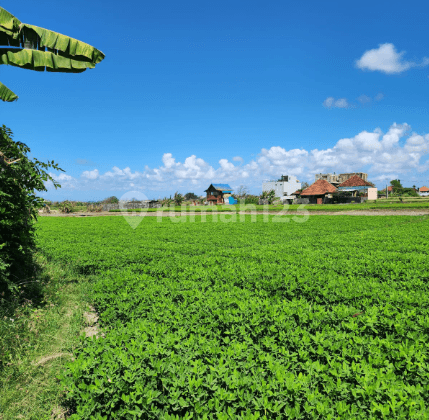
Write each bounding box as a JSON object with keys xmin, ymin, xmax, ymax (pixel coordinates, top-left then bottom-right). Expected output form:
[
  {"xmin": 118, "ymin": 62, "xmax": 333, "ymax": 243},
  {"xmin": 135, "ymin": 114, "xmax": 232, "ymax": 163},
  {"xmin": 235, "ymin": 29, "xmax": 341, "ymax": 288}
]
[
  {"xmin": 300, "ymin": 179, "xmax": 337, "ymax": 204},
  {"xmin": 418, "ymin": 186, "xmax": 429, "ymax": 197},
  {"xmin": 204, "ymin": 184, "xmax": 233, "ymax": 205},
  {"xmin": 337, "ymin": 175, "xmax": 373, "ymax": 197},
  {"xmin": 262, "ymin": 175, "xmax": 301, "ymax": 203},
  {"xmin": 315, "ymin": 172, "xmax": 368, "ymax": 186}
]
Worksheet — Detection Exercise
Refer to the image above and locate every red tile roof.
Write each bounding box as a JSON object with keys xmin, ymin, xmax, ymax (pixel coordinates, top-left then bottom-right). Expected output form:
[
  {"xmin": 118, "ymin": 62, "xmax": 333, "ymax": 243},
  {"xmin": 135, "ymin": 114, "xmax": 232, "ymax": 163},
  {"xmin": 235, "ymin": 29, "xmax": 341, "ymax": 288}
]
[
  {"xmin": 420, "ymin": 186, "xmax": 429, "ymax": 192},
  {"xmin": 300, "ymin": 179, "xmax": 337, "ymax": 196},
  {"xmin": 338, "ymin": 175, "xmax": 372, "ymax": 187},
  {"xmin": 291, "ymin": 190, "xmax": 301, "ymax": 195}
]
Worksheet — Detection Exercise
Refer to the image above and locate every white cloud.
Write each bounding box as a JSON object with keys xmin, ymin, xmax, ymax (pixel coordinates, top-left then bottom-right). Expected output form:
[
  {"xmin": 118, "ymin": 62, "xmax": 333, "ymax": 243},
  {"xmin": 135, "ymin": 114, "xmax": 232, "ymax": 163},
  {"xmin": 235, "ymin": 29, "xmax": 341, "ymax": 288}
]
[
  {"xmin": 325, "ymin": 93, "xmax": 384, "ymax": 109},
  {"xmin": 232, "ymin": 156, "xmax": 243, "ymax": 162},
  {"xmin": 356, "ymin": 43, "xmax": 429, "ymax": 74},
  {"xmin": 47, "ymin": 123, "xmax": 429, "ymax": 194},
  {"xmin": 357, "ymin": 95, "xmax": 371, "ymax": 104},
  {"xmin": 81, "ymin": 169, "xmax": 99, "ymax": 180},
  {"xmin": 323, "ymin": 97, "xmax": 351, "ymax": 109}
]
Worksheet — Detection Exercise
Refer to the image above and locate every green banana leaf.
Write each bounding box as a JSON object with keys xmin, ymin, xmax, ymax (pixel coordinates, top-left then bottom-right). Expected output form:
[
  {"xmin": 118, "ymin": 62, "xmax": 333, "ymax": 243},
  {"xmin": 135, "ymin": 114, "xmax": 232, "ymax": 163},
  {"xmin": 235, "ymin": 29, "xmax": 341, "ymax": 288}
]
[
  {"xmin": 0, "ymin": 6, "xmax": 105, "ymax": 102},
  {"xmin": 0, "ymin": 81, "xmax": 18, "ymax": 102}
]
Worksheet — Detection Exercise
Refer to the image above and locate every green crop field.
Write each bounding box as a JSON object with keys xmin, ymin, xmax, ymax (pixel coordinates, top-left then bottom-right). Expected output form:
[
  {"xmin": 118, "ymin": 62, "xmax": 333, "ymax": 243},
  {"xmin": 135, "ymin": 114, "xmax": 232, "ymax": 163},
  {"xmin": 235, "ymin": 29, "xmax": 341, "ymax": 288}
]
[{"xmin": 35, "ymin": 215, "xmax": 429, "ymax": 419}]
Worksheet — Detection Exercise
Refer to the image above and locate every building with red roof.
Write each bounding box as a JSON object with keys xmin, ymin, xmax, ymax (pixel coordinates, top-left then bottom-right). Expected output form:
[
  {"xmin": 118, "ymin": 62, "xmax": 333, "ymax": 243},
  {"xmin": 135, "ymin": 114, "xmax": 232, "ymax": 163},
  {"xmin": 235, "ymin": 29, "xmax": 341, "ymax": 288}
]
[
  {"xmin": 337, "ymin": 175, "xmax": 373, "ymax": 197},
  {"xmin": 419, "ymin": 186, "xmax": 429, "ymax": 196},
  {"xmin": 300, "ymin": 179, "xmax": 337, "ymax": 204}
]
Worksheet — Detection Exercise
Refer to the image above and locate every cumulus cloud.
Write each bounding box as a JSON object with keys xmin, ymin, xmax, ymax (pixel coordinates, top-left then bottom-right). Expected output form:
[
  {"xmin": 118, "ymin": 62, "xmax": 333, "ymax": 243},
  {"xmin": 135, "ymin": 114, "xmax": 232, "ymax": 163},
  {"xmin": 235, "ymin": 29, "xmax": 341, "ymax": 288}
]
[
  {"xmin": 232, "ymin": 156, "xmax": 243, "ymax": 162},
  {"xmin": 47, "ymin": 123, "xmax": 429, "ymax": 194},
  {"xmin": 323, "ymin": 97, "xmax": 351, "ymax": 109},
  {"xmin": 356, "ymin": 43, "xmax": 429, "ymax": 74},
  {"xmin": 81, "ymin": 169, "xmax": 99, "ymax": 180}
]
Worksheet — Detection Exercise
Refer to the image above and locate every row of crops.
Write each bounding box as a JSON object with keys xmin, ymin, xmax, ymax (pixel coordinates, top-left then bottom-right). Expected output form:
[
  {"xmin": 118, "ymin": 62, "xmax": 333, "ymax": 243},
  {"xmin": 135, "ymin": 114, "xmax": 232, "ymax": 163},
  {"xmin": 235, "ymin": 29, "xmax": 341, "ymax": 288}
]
[{"xmin": 36, "ymin": 215, "xmax": 429, "ymax": 419}]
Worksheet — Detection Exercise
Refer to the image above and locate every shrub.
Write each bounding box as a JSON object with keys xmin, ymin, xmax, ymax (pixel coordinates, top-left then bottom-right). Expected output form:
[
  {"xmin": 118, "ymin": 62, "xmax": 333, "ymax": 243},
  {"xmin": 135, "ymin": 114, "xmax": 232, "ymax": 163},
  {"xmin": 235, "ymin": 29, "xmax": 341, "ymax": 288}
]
[{"xmin": 0, "ymin": 125, "xmax": 62, "ymax": 295}]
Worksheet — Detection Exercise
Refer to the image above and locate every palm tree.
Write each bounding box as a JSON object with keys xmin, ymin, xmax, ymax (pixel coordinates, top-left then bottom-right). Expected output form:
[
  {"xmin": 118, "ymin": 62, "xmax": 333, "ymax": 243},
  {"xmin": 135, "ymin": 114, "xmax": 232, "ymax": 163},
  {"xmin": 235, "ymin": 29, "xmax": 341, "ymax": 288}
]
[{"xmin": 0, "ymin": 7, "xmax": 105, "ymax": 102}]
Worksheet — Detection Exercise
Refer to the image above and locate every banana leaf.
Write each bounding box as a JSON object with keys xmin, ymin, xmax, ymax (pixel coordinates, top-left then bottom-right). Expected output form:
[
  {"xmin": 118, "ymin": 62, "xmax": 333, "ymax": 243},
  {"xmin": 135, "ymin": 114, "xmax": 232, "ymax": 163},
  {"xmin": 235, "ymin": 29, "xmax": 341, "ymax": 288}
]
[
  {"xmin": 0, "ymin": 81, "xmax": 18, "ymax": 102},
  {"xmin": 0, "ymin": 6, "xmax": 105, "ymax": 102}
]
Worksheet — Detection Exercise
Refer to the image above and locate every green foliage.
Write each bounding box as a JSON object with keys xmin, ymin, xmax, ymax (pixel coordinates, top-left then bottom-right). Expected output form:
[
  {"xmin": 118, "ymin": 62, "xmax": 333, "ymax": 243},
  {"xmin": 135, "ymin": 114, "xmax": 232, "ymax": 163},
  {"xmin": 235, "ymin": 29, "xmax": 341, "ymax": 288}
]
[
  {"xmin": 184, "ymin": 192, "xmax": 199, "ymax": 200},
  {"xmin": 0, "ymin": 6, "xmax": 105, "ymax": 101},
  {"xmin": 174, "ymin": 192, "xmax": 184, "ymax": 206},
  {"xmin": 102, "ymin": 196, "xmax": 119, "ymax": 204},
  {"xmin": 261, "ymin": 189, "xmax": 276, "ymax": 204},
  {"xmin": 35, "ymin": 215, "xmax": 429, "ymax": 419},
  {"xmin": 401, "ymin": 188, "xmax": 419, "ymax": 197},
  {"xmin": 390, "ymin": 179, "xmax": 403, "ymax": 195},
  {"xmin": 0, "ymin": 125, "xmax": 62, "ymax": 294},
  {"xmin": 244, "ymin": 195, "xmax": 259, "ymax": 205},
  {"xmin": 390, "ymin": 179, "xmax": 403, "ymax": 188}
]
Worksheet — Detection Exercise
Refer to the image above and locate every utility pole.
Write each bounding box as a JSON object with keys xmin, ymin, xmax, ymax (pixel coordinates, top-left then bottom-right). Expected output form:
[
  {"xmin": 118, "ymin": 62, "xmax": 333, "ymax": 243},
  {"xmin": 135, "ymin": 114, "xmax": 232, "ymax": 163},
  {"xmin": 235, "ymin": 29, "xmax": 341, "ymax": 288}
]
[{"xmin": 386, "ymin": 184, "xmax": 388, "ymax": 199}]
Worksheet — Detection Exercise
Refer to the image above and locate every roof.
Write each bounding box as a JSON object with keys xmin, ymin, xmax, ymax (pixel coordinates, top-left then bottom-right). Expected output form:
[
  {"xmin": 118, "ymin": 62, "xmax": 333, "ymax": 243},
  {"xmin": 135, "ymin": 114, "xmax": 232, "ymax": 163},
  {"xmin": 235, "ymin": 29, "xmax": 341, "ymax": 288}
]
[
  {"xmin": 300, "ymin": 179, "xmax": 337, "ymax": 196},
  {"xmin": 205, "ymin": 184, "xmax": 232, "ymax": 192},
  {"xmin": 291, "ymin": 190, "xmax": 301, "ymax": 195},
  {"xmin": 338, "ymin": 175, "xmax": 372, "ymax": 187},
  {"xmin": 420, "ymin": 186, "xmax": 429, "ymax": 192}
]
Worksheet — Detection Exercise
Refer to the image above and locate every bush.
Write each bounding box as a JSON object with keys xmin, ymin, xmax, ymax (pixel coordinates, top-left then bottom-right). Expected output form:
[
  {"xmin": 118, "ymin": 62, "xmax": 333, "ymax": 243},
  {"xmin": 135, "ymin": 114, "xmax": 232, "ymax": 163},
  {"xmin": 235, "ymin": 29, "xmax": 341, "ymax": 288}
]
[
  {"xmin": 0, "ymin": 126, "xmax": 62, "ymax": 295},
  {"xmin": 244, "ymin": 195, "xmax": 259, "ymax": 205},
  {"xmin": 102, "ymin": 196, "xmax": 119, "ymax": 204}
]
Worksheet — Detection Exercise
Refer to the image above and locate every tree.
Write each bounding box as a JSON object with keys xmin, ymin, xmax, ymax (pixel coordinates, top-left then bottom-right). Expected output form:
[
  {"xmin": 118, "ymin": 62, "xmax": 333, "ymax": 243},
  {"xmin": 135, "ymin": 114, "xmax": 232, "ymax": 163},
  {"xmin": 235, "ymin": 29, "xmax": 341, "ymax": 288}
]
[
  {"xmin": 0, "ymin": 7, "xmax": 105, "ymax": 102},
  {"xmin": 261, "ymin": 189, "xmax": 276, "ymax": 204},
  {"xmin": 236, "ymin": 185, "xmax": 249, "ymax": 199},
  {"xmin": 103, "ymin": 196, "xmax": 119, "ymax": 204},
  {"xmin": 301, "ymin": 182, "xmax": 310, "ymax": 190},
  {"xmin": 174, "ymin": 192, "xmax": 184, "ymax": 206},
  {"xmin": 184, "ymin": 192, "xmax": 198, "ymax": 200},
  {"xmin": 390, "ymin": 179, "xmax": 403, "ymax": 195},
  {"xmin": 160, "ymin": 197, "xmax": 173, "ymax": 207},
  {"xmin": 0, "ymin": 125, "xmax": 63, "ymax": 293}
]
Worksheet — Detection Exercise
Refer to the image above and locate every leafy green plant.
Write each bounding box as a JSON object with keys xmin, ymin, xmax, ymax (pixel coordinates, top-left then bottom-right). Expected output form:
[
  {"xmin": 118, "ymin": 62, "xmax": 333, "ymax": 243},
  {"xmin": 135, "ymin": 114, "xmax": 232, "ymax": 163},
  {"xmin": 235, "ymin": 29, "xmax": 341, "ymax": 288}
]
[
  {"xmin": 32, "ymin": 215, "xmax": 429, "ymax": 419},
  {"xmin": 0, "ymin": 125, "xmax": 62, "ymax": 295}
]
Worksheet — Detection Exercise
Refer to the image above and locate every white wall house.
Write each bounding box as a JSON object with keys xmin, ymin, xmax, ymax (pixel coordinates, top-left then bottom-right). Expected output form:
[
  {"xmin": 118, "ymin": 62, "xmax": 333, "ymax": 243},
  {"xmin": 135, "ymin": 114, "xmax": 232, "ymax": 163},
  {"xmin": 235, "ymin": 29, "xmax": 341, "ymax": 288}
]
[
  {"xmin": 418, "ymin": 186, "xmax": 429, "ymax": 196},
  {"xmin": 262, "ymin": 175, "xmax": 301, "ymax": 202}
]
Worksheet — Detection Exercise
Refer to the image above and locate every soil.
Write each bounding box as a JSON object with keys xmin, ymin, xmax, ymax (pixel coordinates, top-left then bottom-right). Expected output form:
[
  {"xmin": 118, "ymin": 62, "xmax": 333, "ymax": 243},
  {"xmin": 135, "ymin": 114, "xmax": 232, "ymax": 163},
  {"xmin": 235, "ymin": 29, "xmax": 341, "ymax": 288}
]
[{"xmin": 83, "ymin": 306, "xmax": 103, "ymax": 339}]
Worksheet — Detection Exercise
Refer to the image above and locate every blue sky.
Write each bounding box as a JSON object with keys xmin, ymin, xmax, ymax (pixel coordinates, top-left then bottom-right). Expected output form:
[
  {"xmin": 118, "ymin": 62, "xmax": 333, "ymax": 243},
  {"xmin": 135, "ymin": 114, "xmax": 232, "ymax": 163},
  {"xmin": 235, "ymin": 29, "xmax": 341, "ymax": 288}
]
[{"xmin": 2, "ymin": 0, "xmax": 429, "ymax": 200}]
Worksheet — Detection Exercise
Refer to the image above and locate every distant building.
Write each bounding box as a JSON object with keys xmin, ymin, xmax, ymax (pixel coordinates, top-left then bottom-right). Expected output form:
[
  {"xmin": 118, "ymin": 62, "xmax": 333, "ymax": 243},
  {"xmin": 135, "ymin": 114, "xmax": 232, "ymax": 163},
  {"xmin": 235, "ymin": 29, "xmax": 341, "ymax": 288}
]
[
  {"xmin": 262, "ymin": 175, "xmax": 301, "ymax": 203},
  {"xmin": 300, "ymin": 179, "xmax": 337, "ymax": 204},
  {"xmin": 315, "ymin": 172, "xmax": 368, "ymax": 185},
  {"xmin": 337, "ymin": 175, "xmax": 374, "ymax": 197},
  {"xmin": 418, "ymin": 186, "xmax": 429, "ymax": 197},
  {"xmin": 204, "ymin": 184, "xmax": 233, "ymax": 205}
]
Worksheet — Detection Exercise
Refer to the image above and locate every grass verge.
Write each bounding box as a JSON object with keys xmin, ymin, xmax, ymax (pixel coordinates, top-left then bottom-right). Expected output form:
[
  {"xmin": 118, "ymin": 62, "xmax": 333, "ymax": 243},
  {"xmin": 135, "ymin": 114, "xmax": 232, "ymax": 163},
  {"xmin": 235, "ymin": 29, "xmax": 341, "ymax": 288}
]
[{"xmin": 0, "ymin": 254, "xmax": 90, "ymax": 420}]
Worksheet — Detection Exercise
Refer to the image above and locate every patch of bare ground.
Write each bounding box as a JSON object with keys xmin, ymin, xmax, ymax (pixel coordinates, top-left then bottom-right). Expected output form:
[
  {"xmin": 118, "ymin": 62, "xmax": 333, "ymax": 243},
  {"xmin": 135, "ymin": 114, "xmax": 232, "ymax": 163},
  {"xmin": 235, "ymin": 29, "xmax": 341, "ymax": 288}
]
[{"xmin": 84, "ymin": 306, "xmax": 104, "ymax": 339}]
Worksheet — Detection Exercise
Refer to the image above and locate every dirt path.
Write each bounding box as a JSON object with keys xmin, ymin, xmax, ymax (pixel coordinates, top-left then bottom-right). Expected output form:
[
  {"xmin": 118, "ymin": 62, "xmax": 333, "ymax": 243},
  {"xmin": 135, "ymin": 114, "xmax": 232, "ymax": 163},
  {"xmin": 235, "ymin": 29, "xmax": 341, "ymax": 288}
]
[{"xmin": 40, "ymin": 209, "xmax": 429, "ymax": 217}]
